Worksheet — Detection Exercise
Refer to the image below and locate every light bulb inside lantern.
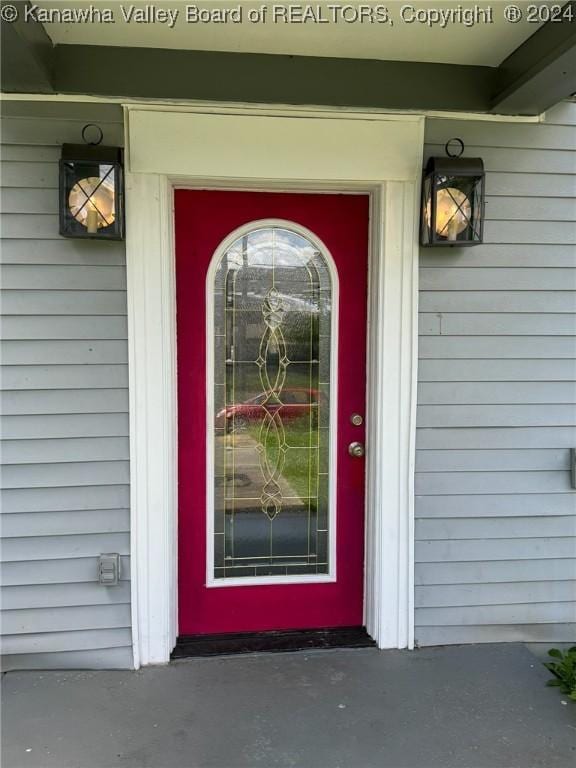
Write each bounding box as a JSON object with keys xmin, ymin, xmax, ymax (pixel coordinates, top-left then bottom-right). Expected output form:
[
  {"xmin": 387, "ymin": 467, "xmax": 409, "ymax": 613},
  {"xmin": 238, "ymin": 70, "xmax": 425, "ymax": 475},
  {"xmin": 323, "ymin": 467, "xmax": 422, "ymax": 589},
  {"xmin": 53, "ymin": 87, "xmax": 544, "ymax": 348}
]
[
  {"xmin": 426, "ymin": 187, "xmax": 471, "ymax": 242},
  {"xmin": 68, "ymin": 174, "xmax": 115, "ymax": 233}
]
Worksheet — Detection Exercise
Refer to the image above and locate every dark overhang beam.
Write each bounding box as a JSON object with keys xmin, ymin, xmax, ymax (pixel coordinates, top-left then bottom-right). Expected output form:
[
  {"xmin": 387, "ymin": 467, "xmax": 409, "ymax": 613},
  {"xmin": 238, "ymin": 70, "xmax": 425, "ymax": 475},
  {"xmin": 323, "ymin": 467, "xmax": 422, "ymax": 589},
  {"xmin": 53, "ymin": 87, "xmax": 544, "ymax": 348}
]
[
  {"xmin": 4, "ymin": 5, "xmax": 574, "ymax": 116},
  {"xmin": 51, "ymin": 45, "xmax": 495, "ymax": 113},
  {"xmin": 0, "ymin": 1, "xmax": 54, "ymax": 92},
  {"xmin": 491, "ymin": 1, "xmax": 576, "ymax": 114}
]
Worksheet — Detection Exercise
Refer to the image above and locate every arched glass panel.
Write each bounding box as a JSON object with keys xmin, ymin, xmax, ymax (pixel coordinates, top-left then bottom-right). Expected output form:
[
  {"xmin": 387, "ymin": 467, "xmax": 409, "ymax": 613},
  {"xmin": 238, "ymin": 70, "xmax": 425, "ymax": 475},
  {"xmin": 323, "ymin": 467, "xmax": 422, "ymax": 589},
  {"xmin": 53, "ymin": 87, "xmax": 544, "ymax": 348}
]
[{"xmin": 210, "ymin": 225, "xmax": 335, "ymax": 580}]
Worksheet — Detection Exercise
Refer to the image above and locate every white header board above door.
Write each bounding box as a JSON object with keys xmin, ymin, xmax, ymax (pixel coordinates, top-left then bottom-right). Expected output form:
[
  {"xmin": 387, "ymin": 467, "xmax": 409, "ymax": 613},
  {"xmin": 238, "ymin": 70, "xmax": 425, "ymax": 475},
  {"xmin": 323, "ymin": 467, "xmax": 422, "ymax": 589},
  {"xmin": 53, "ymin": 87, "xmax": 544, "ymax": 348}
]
[{"xmin": 126, "ymin": 108, "xmax": 423, "ymax": 182}]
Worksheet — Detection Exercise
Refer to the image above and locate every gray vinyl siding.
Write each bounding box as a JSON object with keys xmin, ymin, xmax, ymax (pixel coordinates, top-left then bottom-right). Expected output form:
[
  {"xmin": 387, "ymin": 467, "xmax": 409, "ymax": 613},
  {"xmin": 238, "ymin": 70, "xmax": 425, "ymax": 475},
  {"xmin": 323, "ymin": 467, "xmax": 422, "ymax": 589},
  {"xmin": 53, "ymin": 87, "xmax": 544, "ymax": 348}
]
[
  {"xmin": 0, "ymin": 101, "xmax": 132, "ymax": 670},
  {"xmin": 2, "ymin": 99, "xmax": 575, "ymax": 667},
  {"xmin": 415, "ymin": 100, "xmax": 576, "ymax": 648}
]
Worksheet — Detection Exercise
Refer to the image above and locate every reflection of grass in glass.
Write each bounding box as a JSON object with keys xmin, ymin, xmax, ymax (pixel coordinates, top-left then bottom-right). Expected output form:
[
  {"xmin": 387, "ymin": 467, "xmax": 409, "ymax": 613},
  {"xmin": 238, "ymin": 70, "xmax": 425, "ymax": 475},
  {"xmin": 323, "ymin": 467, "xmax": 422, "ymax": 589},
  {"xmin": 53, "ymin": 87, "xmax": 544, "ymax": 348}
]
[
  {"xmin": 227, "ymin": 364, "xmax": 315, "ymax": 404},
  {"xmin": 249, "ymin": 414, "xmax": 319, "ymax": 502}
]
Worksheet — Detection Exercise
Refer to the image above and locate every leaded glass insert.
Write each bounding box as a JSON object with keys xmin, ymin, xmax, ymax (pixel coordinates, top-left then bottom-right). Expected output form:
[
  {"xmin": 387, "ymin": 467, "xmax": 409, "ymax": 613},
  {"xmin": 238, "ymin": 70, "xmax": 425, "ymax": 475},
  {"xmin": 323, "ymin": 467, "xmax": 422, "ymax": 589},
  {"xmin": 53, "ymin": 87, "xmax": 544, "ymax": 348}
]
[{"xmin": 211, "ymin": 226, "xmax": 334, "ymax": 579}]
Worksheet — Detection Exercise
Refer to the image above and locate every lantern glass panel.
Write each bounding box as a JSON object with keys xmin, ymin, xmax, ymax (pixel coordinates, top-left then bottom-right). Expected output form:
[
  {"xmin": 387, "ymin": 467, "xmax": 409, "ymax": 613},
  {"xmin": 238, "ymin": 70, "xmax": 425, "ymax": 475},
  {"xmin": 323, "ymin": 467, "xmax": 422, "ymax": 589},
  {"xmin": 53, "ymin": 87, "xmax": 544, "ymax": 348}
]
[
  {"xmin": 60, "ymin": 151, "xmax": 124, "ymax": 240},
  {"xmin": 433, "ymin": 174, "xmax": 483, "ymax": 244},
  {"xmin": 68, "ymin": 166, "xmax": 116, "ymax": 234}
]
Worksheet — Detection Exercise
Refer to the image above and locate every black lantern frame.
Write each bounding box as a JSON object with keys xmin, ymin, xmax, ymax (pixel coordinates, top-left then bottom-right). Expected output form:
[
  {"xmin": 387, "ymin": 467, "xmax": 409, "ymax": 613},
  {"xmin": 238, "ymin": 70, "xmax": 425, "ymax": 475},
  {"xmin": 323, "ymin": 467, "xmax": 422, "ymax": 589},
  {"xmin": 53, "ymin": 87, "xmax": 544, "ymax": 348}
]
[
  {"xmin": 420, "ymin": 140, "xmax": 485, "ymax": 247},
  {"xmin": 59, "ymin": 137, "xmax": 124, "ymax": 241}
]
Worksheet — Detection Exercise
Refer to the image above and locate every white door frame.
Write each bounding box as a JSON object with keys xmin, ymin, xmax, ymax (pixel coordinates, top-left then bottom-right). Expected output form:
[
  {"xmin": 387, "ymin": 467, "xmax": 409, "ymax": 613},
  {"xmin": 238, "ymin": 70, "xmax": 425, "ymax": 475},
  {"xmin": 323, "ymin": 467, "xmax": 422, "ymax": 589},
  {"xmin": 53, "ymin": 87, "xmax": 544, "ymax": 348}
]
[{"xmin": 124, "ymin": 104, "xmax": 423, "ymax": 667}]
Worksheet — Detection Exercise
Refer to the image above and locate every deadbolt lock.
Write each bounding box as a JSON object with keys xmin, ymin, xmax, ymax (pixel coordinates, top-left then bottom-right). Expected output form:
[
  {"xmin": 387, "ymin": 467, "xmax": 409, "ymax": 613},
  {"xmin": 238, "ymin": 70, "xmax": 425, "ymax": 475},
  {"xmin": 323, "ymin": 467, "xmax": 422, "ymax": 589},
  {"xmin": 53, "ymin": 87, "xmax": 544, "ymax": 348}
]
[{"xmin": 350, "ymin": 413, "xmax": 363, "ymax": 426}]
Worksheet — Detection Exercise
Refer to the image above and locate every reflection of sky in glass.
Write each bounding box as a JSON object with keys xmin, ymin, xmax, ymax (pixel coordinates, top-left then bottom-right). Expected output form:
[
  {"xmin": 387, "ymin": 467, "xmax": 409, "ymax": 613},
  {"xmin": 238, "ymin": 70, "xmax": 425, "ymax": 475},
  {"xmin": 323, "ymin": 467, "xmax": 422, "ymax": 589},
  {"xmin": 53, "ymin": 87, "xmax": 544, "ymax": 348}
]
[
  {"xmin": 226, "ymin": 228, "xmax": 319, "ymax": 270},
  {"xmin": 223, "ymin": 228, "xmax": 328, "ymax": 313}
]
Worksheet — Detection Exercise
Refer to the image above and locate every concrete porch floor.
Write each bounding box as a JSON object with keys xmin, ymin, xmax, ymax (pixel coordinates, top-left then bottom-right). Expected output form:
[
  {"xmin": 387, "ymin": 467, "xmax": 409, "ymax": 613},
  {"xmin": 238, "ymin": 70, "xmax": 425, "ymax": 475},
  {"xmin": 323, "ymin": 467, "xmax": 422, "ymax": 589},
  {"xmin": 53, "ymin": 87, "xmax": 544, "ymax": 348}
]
[{"xmin": 2, "ymin": 644, "xmax": 575, "ymax": 768}]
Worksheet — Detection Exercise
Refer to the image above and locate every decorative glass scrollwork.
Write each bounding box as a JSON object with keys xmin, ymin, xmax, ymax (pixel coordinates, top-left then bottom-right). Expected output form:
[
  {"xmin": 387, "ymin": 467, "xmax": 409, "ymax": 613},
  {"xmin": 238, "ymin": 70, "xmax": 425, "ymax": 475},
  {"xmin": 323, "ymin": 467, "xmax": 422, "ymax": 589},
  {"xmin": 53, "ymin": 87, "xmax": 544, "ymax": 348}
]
[{"xmin": 211, "ymin": 225, "xmax": 334, "ymax": 579}]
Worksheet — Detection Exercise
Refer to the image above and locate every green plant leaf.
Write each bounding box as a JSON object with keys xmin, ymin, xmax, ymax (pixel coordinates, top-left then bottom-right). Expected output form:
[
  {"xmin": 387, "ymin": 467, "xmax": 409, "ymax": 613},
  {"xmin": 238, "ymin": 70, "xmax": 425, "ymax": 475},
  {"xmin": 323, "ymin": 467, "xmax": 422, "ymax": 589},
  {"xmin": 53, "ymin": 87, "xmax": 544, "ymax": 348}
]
[{"xmin": 544, "ymin": 647, "xmax": 576, "ymax": 699}]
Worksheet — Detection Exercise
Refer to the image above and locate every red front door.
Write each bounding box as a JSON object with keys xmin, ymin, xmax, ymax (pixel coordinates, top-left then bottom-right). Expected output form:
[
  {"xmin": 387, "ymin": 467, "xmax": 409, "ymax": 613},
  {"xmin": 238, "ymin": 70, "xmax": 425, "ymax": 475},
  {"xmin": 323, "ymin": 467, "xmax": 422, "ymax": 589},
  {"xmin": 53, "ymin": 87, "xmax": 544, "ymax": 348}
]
[{"xmin": 176, "ymin": 190, "xmax": 369, "ymax": 635}]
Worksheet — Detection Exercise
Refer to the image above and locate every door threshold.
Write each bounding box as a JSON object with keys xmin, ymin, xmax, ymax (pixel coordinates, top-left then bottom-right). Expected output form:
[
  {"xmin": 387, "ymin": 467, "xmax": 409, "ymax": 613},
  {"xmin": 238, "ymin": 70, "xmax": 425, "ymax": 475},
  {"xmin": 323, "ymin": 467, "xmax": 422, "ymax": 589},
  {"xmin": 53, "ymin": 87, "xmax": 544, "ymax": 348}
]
[{"xmin": 172, "ymin": 626, "xmax": 376, "ymax": 658}]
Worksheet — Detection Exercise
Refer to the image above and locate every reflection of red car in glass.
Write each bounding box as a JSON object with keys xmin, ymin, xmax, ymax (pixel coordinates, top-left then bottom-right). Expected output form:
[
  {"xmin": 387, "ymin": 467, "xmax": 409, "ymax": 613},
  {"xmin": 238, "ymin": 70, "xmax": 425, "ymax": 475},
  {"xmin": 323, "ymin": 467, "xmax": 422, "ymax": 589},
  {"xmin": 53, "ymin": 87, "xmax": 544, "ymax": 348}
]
[{"xmin": 217, "ymin": 388, "xmax": 323, "ymax": 432}]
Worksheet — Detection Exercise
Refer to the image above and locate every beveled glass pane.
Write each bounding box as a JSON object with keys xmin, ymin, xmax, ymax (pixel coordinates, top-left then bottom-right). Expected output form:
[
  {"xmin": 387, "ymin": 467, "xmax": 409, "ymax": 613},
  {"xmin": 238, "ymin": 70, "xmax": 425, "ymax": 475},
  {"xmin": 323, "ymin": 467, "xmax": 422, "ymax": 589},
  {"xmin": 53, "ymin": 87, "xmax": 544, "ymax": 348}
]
[{"xmin": 211, "ymin": 226, "xmax": 334, "ymax": 579}]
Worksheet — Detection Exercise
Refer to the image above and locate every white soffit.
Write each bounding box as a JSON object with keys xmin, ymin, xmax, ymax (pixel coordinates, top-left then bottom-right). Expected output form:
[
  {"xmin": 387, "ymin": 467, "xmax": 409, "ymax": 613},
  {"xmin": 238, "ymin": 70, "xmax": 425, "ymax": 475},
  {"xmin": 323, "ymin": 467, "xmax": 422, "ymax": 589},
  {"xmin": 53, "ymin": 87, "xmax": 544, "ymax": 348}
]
[{"xmin": 35, "ymin": 1, "xmax": 550, "ymax": 67}]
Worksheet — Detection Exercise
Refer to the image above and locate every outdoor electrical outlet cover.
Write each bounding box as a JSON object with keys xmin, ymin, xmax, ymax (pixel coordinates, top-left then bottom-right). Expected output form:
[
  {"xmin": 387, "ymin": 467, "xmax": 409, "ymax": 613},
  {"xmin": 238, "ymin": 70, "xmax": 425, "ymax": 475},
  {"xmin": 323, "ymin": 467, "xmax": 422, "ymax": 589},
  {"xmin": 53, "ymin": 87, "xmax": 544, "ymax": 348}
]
[{"xmin": 98, "ymin": 553, "xmax": 121, "ymax": 586}]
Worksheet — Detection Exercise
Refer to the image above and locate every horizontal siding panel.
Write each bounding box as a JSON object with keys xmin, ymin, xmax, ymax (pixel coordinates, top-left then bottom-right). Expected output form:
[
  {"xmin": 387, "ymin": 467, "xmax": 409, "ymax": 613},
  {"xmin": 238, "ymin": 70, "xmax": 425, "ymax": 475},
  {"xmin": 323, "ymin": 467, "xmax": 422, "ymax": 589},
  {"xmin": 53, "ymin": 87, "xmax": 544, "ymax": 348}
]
[
  {"xmin": 483, "ymin": 220, "xmax": 576, "ymax": 245},
  {"xmin": 2, "ymin": 582, "xmax": 131, "ymax": 610},
  {"xmin": 2, "ymin": 413, "xmax": 129, "ymax": 439},
  {"xmin": 1, "ymin": 145, "xmax": 61, "ymax": 162},
  {"xmin": 484, "ymin": 197, "xmax": 576, "ymax": 223},
  {"xmin": 1, "ymin": 264, "xmax": 126, "ymax": 290},
  {"xmin": 1, "ymin": 214, "xmax": 63, "ymax": 240},
  {"xmin": 416, "ymin": 516, "xmax": 576, "ymax": 541},
  {"xmin": 2, "ymin": 437, "xmax": 129, "ymax": 465},
  {"xmin": 418, "ymin": 359, "xmax": 576, "ymax": 382},
  {"xmin": 419, "ymin": 337, "xmax": 576, "ymax": 359},
  {"xmin": 0, "ymin": 103, "xmax": 122, "ymax": 121},
  {"xmin": 1, "ymin": 647, "xmax": 133, "ymax": 670},
  {"xmin": 1, "ymin": 188, "xmax": 58, "ymax": 214},
  {"xmin": 415, "ymin": 470, "xmax": 571, "ymax": 495},
  {"xmin": 419, "ymin": 314, "xmax": 440, "ymax": 335},
  {"xmin": 416, "ymin": 537, "xmax": 576, "ymax": 562},
  {"xmin": 419, "ymin": 291, "xmax": 576, "ymax": 313},
  {"xmin": 421, "ymin": 314, "xmax": 576, "ymax": 336},
  {"xmin": 424, "ymin": 145, "xmax": 575, "ymax": 174},
  {"xmin": 0, "ymin": 238, "xmax": 126, "ymax": 266},
  {"xmin": 425, "ymin": 121, "xmax": 576, "ymax": 150},
  {"xmin": 416, "ymin": 623, "xmax": 576, "ymax": 646},
  {"xmin": 484, "ymin": 173, "xmax": 576, "ymax": 197},
  {"xmin": 1, "ymin": 533, "xmax": 130, "ymax": 562},
  {"xmin": 2, "ymin": 509, "xmax": 130, "ymax": 537},
  {"xmin": 421, "ymin": 244, "xmax": 576, "ymax": 268},
  {"xmin": 1, "ymin": 556, "xmax": 130, "ymax": 586},
  {"xmin": 420, "ymin": 268, "xmax": 576, "ymax": 291},
  {"xmin": 416, "ymin": 426, "xmax": 576, "ymax": 449},
  {"xmin": 0, "ymin": 117, "xmax": 123, "ymax": 146},
  {"xmin": 2, "ymin": 461, "xmax": 130, "ymax": 490},
  {"xmin": 415, "ymin": 558, "xmax": 576, "ymax": 585},
  {"xmin": 1, "ymin": 484, "xmax": 130, "ymax": 514},
  {"xmin": 416, "ymin": 581, "xmax": 576, "ymax": 608},
  {"xmin": 0, "ymin": 161, "xmax": 58, "ymax": 188},
  {"xmin": 416, "ymin": 493, "xmax": 576, "ymax": 518},
  {"xmin": 1, "ymin": 388, "xmax": 128, "ymax": 415},
  {"xmin": 418, "ymin": 381, "xmax": 576, "ymax": 404},
  {"xmin": 1, "ymin": 364, "xmax": 128, "ymax": 390},
  {"xmin": 2, "ymin": 340, "xmax": 128, "ymax": 364},
  {"xmin": 417, "ymin": 405, "xmax": 576, "ymax": 428},
  {"xmin": 1, "ymin": 316, "xmax": 128, "ymax": 340},
  {"xmin": 0, "ymin": 628, "xmax": 132, "ymax": 655},
  {"xmin": 416, "ymin": 449, "xmax": 571, "ymax": 472},
  {"xmin": 1, "ymin": 290, "xmax": 127, "ymax": 315},
  {"xmin": 416, "ymin": 603, "xmax": 576, "ymax": 626},
  {"xmin": 2, "ymin": 604, "xmax": 131, "ymax": 635}
]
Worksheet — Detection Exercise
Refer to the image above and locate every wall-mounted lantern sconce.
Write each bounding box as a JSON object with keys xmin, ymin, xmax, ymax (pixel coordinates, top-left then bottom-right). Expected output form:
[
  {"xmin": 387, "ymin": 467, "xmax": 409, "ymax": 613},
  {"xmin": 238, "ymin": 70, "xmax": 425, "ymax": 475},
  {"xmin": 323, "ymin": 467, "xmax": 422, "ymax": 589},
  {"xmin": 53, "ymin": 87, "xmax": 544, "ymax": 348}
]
[
  {"xmin": 420, "ymin": 138, "xmax": 485, "ymax": 247},
  {"xmin": 59, "ymin": 124, "xmax": 124, "ymax": 240}
]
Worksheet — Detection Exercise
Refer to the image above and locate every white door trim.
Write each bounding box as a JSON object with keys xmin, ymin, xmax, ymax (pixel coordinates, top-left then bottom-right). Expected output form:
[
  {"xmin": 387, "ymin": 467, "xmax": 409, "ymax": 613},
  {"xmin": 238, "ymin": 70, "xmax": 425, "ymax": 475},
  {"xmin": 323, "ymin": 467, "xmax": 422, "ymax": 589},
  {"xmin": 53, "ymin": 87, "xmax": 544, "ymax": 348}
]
[{"xmin": 125, "ymin": 105, "xmax": 423, "ymax": 666}]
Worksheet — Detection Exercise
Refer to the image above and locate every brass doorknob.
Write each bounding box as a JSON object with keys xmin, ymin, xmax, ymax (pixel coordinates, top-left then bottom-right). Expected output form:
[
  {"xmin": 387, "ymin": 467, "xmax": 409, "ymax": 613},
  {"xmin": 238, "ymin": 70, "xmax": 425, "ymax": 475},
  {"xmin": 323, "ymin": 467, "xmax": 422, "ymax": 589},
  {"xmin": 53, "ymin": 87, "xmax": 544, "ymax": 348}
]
[{"xmin": 348, "ymin": 441, "xmax": 365, "ymax": 458}]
